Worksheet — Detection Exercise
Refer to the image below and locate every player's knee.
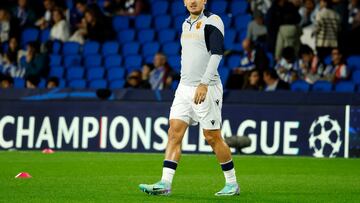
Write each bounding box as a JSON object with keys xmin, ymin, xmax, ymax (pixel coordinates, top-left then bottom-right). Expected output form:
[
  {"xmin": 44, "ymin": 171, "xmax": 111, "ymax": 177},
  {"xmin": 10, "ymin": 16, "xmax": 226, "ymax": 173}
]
[
  {"xmin": 168, "ymin": 127, "xmax": 183, "ymax": 145},
  {"xmin": 204, "ymin": 134, "xmax": 220, "ymax": 146}
]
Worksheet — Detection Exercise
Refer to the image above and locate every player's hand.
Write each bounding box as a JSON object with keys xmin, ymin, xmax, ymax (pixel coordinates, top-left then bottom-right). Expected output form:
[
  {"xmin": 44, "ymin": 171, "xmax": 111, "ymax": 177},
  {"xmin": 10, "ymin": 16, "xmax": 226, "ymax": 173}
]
[{"xmin": 194, "ymin": 83, "xmax": 208, "ymax": 105}]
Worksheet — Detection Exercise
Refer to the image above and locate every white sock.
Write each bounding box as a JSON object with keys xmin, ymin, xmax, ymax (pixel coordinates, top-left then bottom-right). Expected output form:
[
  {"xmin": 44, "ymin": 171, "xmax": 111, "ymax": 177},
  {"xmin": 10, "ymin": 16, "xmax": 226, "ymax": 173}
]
[
  {"xmin": 223, "ymin": 168, "xmax": 237, "ymax": 184},
  {"xmin": 161, "ymin": 167, "xmax": 175, "ymax": 184}
]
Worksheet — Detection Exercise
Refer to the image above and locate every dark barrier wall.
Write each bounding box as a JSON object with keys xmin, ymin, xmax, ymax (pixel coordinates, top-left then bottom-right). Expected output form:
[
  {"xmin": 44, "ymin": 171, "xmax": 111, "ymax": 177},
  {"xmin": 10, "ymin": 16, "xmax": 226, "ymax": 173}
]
[{"xmin": 0, "ymin": 100, "xmax": 351, "ymax": 158}]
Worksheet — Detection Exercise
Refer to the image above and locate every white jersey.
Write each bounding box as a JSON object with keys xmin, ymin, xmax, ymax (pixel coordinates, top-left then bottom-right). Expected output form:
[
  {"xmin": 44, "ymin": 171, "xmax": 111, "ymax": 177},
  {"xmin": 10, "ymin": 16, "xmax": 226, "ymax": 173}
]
[{"xmin": 180, "ymin": 10, "xmax": 225, "ymax": 86}]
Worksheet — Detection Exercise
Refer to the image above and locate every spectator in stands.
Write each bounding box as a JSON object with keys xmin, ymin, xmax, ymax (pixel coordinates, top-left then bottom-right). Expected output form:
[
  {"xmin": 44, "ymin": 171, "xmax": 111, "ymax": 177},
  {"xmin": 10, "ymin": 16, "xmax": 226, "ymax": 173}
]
[
  {"xmin": 1, "ymin": 53, "xmax": 25, "ymax": 78},
  {"xmin": 296, "ymin": 45, "xmax": 324, "ymax": 84},
  {"xmin": 70, "ymin": 8, "xmax": 114, "ymax": 43},
  {"xmin": 246, "ymin": 11, "xmax": 267, "ymax": 43},
  {"xmin": 46, "ymin": 76, "xmax": 59, "ymax": 88},
  {"xmin": 348, "ymin": 0, "xmax": 360, "ymax": 27},
  {"xmin": 347, "ymin": 2, "xmax": 360, "ymax": 54},
  {"xmin": 125, "ymin": 70, "xmax": 150, "ymax": 89},
  {"xmin": 21, "ymin": 42, "xmax": 48, "ymax": 78},
  {"xmin": 25, "ymin": 75, "xmax": 40, "ymax": 88},
  {"xmin": 11, "ymin": 0, "xmax": 36, "ymax": 29},
  {"xmin": 149, "ymin": 53, "xmax": 173, "ymax": 90},
  {"xmin": 250, "ymin": 0, "xmax": 271, "ymax": 15},
  {"xmin": 0, "ymin": 9, "xmax": 12, "ymax": 43},
  {"xmin": 69, "ymin": 0, "xmax": 87, "ymax": 31},
  {"xmin": 315, "ymin": 0, "xmax": 341, "ymax": 60},
  {"xmin": 50, "ymin": 7, "xmax": 70, "ymax": 42},
  {"xmin": 265, "ymin": 0, "xmax": 301, "ymax": 53},
  {"xmin": 4, "ymin": 37, "xmax": 20, "ymax": 65},
  {"xmin": 227, "ymin": 39, "xmax": 269, "ymax": 89},
  {"xmin": 35, "ymin": 0, "xmax": 57, "ymax": 30},
  {"xmin": 0, "ymin": 74, "xmax": 14, "ymax": 88},
  {"xmin": 242, "ymin": 69, "xmax": 264, "ymax": 90},
  {"xmin": 141, "ymin": 63, "xmax": 154, "ymax": 86},
  {"xmin": 105, "ymin": 0, "xmax": 145, "ymax": 16},
  {"xmin": 274, "ymin": 1, "xmax": 302, "ymax": 60},
  {"xmin": 299, "ymin": 0, "xmax": 318, "ymax": 27},
  {"xmin": 322, "ymin": 48, "xmax": 349, "ymax": 83},
  {"xmin": 275, "ymin": 47, "xmax": 298, "ymax": 83},
  {"xmin": 263, "ymin": 68, "xmax": 290, "ymax": 91}
]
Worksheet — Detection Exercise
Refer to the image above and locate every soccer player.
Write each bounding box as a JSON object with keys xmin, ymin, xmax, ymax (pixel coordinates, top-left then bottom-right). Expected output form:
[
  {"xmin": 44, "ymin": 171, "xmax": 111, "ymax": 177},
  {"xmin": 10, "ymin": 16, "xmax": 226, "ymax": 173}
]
[{"xmin": 139, "ymin": 0, "xmax": 240, "ymax": 196}]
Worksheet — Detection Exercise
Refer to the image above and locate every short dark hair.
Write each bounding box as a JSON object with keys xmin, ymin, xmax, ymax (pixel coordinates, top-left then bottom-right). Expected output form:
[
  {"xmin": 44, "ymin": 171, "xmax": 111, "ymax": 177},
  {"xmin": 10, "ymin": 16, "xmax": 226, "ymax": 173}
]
[
  {"xmin": 1, "ymin": 75, "xmax": 14, "ymax": 84},
  {"xmin": 263, "ymin": 69, "xmax": 279, "ymax": 79},
  {"xmin": 281, "ymin": 47, "xmax": 296, "ymax": 62},
  {"xmin": 25, "ymin": 75, "xmax": 41, "ymax": 87},
  {"xmin": 299, "ymin": 44, "xmax": 314, "ymax": 56},
  {"xmin": 47, "ymin": 77, "xmax": 59, "ymax": 87}
]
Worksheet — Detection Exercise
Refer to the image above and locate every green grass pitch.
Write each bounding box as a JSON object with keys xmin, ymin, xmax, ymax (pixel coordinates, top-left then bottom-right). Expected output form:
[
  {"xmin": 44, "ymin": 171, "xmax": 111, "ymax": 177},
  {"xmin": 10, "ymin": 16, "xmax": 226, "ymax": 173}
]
[{"xmin": 1, "ymin": 151, "xmax": 360, "ymax": 203}]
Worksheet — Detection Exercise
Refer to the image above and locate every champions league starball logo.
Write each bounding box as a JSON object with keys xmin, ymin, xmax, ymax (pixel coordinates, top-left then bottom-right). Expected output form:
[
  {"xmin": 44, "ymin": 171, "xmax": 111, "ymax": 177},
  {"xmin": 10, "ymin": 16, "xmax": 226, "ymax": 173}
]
[{"xmin": 308, "ymin": 115, "xmax": 342, "ymax": 158}]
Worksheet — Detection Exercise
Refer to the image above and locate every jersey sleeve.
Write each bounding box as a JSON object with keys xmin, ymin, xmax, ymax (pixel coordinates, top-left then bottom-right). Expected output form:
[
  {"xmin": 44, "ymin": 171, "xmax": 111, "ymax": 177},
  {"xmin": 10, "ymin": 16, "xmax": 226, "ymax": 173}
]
[
  {"xmin": 204, "ymin": 15, "xmax": 225, "ymax": 55},
  {"xmin": 201, "ymin": 15, "xmax": 225, "ymax": 85}
]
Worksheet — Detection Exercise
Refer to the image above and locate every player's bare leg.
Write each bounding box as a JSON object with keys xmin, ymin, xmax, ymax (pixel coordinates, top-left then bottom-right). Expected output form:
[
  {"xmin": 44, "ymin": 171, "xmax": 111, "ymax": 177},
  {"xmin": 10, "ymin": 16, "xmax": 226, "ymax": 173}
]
[
  {"xmin": 203, "ymin": 129, "xmax": 240, "ymax": 196},
  {"xmin": 139, "ymin": 119, "xmax": 188, "ymax": 195},
  {"xmin": 165, "ymin": 119, "xmax": 189, "ymax": 162}
]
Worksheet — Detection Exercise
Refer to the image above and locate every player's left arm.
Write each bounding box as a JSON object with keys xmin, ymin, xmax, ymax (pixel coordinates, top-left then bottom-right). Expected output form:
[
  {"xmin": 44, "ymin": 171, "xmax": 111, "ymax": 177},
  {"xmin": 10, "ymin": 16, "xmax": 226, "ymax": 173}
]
[{"xmin": 194, "ymin": 15, "xmax": 224, "ymax": 104}]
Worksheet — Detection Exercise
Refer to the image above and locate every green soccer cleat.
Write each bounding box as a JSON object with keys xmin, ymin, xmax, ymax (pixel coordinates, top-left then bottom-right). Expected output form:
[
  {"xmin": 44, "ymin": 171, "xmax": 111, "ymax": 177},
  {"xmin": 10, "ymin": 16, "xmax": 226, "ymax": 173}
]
[
  {"xmin": 139, "ymin": 181, "xmax": 171, "ymax": 196},
  {"xmin": 215, "ymin": 183, "xmax": 240, "ymax": 196}
]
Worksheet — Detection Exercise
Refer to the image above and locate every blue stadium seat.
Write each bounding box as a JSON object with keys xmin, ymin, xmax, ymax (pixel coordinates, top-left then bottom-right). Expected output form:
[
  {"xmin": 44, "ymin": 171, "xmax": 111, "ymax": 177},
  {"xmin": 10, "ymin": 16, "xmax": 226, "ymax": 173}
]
[
  {"xmin": 142, "ymin": 42, "xmax": 160, "ymax": 56},
  {"xmin": 68, "ymin": 79, "xmax": 86, "ymax": 89},
  {"xmin": 102, "ymin": 41, "xmax": 119, "ymax": 56},
  {"xmin": 352, "ymin": 70, "xmax": 360, "ymax": 85},
  {"xmin": 87, "ymin": 67, "xmax": 105, "ymax": 80},
  {"xmin": 38, "ymin": 79, "xmax": 46, "ymax": 88},
  {"xmin": 145, "ymin": 55, "xmax": 154, "ymax": 64},
  {"xmin": 154, "ymin": 15, "xmax": 172, "ymax": 30},
  {"xmin": 58, "ymin": 79, "xmax": 66, "ymax": 88},
  {"xmin": 63, "ymin": 55, "xmax": 82, "ymax": 67},
  {"xmin": 230, "ymin": 1, "xmax": 248, "ymax": 16},
  {"xmin": 66, "ymin": 67, "xmax": 84, "ymax": 80},
  {"xmin": 62, "ymin": 42, "xmax": 80, "ymax": 55},
  {"xmin": 234, "ymin": 15, "xmax": 252, "ymax": 31},
  {"xmin": 335, "ymin": 81, "xmax": 356, "ymax": 93},
  {"xmin": 210, "ymin": 1, "xmax": 228, "ymax": 14},
  {"xmin": 137, "ymin": 29, "xmax": 155, "ymax": 44},
  {"xmin": 104, "ymin": 55, "xmax": 122, "ymax": 68},
  {"xmin": 171, "ymin": 1, "xmax": 186, "ymax": 16},
  {"xmin": 109, "ymin": 79, "xmax": 125, "ymax": 89},
  {"xmin": 227, "ymin": 55, "xmax": 241, "ymax": 68},
  {"xmin": 125, "ymin": 55, "xmax": 142, "ymax": 69},
  {"xmin": 112, "ymin": 16, "xmax": 129, "ymax": 31},
  {"xmin": 122, "ymin": 42, "xmax": 140, "ymax": 56},
  {"xmin": 49, "ymin": 54, "xmax": 62, "ymax": 66},
  {"xmin": 40, "ymin": 28, "xmax": 50, "ymax": 43},
  {"xmin": 347, "ymin": 55, "xmax": 360, "ymax": 70},
  {"xmin": 52, "ymin": 40, "xmax": 62, "ymax": 54},
  {"xmin": 117, "ymin": 29, "xmax": 135, "ymax": 45},
  {"xmin": 220, "ymin": 14, "xmax": 232, "ymax": 29},
  {"xmin": 267, "ymin": 52, "xmax": 275, "ymax": 68},
  {"xmin": 218, "ymin": 68, "xmax": 230, "ymax": 86},
  {"xmin": 324, "ymin": 55, "xmax": 332, "ymax": 65},
  {"xmin": 291, "ymin": 80, "xmax": 311, "ymax": 92},
  {"xmin": 174, "ymin": 15, "xmax": 187, "ymax": 31},
  {"xmin": 158, "ymin": 29, "xmax": 176, "ymax": 44},
  {"xmin": 224, "ymin": 29, "xmax": 237, "ymax": 50},
  {"xmin": 312, "ymin": 81, "xmax": 333, "ymax": 92},
  {"xmin": 21, "ymin": 28, "xmax": 39, "ymax": 46},
  {"xmin": 107, "ymin": 68, "xmax": 126, "ymax": 81},
  {"xmin": 89, "ymin": 79, "xmax": 108, "ymax": 89},
  {"xmin": 168, "ymin": 55, "xmax": 181, "ymax": 73},
  {"xmin": 14, "ymin": 78, "xmax": 25, "ymax": 88},
  {"xmin": 49, "ymin": 66, "xmax": 64, "ymax": 78},
  {"xmin": 162, "ymin": 42, "xmax": 180, "ymax": 56},
  {"xmin": 135, "ymin": 15, "xmax": 152, "ymax": 29},
  {"xmin": 83, "ymin": 41, "xmax": 100, "ymax": 56},
  {"xmin": 152, "ymin": 1, "xmax": 169, "ymax": 16},
  {"xmin": 84, "ymin": 54, "xmax": 102, "ymax": 68}
]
